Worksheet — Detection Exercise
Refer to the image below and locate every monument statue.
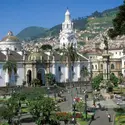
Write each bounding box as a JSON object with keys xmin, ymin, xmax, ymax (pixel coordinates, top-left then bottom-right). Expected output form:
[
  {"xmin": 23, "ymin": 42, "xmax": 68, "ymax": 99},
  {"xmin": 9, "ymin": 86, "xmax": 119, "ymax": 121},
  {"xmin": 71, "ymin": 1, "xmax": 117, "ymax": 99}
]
[{"xmin": 103, "ymin": 35, "xmax": 108, "ymax": 51}]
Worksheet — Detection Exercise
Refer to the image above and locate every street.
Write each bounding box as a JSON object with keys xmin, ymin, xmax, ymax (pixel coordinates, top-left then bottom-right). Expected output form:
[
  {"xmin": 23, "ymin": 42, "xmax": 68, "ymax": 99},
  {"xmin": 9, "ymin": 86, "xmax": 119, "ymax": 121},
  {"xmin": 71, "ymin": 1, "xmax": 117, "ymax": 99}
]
[{"xmin": 90, "ymin": 109, "xmax": 115, "ymax": 125}]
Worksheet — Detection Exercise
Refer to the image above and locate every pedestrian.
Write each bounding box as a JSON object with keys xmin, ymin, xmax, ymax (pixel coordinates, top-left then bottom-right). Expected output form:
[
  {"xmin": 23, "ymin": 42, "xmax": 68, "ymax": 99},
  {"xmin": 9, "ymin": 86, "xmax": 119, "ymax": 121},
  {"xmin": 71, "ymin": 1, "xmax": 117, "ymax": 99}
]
[
  {"xmin": 108, "ymin": 114, "xmax": 111, "ymax": 122},
  {"xmin": 91, "ymin": 114, "xmax": 94, "ymax": 120}
]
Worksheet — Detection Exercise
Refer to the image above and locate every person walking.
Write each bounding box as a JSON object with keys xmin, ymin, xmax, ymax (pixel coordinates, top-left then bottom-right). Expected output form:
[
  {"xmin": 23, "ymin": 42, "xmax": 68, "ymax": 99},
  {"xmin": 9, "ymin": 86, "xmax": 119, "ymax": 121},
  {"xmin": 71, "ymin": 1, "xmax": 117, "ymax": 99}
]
[{"xmin": 108, "ymin": 114, "xmax": 111, "ymax": 122}]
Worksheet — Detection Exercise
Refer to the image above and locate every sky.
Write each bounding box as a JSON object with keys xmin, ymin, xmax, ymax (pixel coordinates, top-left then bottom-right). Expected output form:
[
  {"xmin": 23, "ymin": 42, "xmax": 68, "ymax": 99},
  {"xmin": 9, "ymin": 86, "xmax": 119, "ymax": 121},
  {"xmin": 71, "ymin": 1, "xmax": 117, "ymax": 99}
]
[{"xmin": 0, "ymin": 0, "xmax": 123, "ymax": 39}]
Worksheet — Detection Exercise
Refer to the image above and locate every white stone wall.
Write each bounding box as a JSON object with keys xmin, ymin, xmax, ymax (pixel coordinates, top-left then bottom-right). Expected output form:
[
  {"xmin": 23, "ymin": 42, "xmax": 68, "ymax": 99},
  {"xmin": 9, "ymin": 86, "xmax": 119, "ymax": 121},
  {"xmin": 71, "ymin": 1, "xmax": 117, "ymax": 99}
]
[
  {"xmin": 122, "ymin": 57, "xmax": 125, "ymax": 77},
  {"xmin": 16, "ymin": 63, "xmax": 24, "ymax": 86},
  {"xmin": 0, "ymin": 42, "xmax": 22, "ymax": 51},
  {"xmin": 51, "ymin": 61, "xmax": 86, "ymax": 83},
  {"xmin": 0, "ymin": 63, "xmax": 6, "ymax": 86}
]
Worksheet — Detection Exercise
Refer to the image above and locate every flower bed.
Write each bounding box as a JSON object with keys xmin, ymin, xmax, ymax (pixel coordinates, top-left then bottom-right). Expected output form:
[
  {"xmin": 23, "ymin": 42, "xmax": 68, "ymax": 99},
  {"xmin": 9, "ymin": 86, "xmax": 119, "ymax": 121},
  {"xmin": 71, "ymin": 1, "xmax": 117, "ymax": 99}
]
[
  {"xmin": 56, "ymin": 112, "xmax": 71, "ymax": 121},
  {"xmin": 56, "ymin": 112, "xmax": 83, "ymax": 121}
]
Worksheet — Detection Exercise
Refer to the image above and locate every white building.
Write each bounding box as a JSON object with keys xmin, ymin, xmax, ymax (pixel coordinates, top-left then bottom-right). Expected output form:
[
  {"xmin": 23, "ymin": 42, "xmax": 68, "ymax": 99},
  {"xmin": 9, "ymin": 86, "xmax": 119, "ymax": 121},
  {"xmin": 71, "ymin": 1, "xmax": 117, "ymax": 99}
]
[
  {"xmin": 59, "ymin": 9, "xmax": 77, "ymax": 49},
  {"xmin": 85, "ymin": 43, "xmax": 125, "ymax": 79},
  {"xmin": 0, "ymin": 32, "xmax": 24, "ymax": 86}
]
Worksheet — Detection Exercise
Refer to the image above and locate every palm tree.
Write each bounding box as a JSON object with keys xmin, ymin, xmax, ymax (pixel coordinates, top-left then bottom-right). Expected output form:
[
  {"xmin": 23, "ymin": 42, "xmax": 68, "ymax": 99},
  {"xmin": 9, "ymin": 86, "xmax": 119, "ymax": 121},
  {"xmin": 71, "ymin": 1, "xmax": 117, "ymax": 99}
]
[
  {"xmin": 3, "ymin": 61, "xmax": 17, "ymax": 85},
  {"xmin": 60, "ymin": 44, "xmax": 78, "ymax": 87}
]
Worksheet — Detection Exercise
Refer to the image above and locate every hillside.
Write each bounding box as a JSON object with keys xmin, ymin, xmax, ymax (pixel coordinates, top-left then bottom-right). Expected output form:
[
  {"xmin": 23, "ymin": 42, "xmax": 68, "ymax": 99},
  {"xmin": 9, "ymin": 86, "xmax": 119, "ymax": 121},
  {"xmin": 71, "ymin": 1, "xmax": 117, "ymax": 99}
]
[
  {"xmin": 17, "ymin": 7, "xmax": 119, "ymax": 41},
  {"xmin": 16, "ymin": 26, "xmax": 48, "ymax": 40}
]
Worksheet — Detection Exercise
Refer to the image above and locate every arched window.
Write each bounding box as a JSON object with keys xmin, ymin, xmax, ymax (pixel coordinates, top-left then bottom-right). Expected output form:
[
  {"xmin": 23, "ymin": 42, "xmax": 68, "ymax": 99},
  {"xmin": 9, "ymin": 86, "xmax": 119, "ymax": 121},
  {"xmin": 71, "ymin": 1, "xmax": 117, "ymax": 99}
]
[
  {"xmin": 58, "ymin": 66, "xmax": 61, "ymax": 72},
  {"xmin": 92, "ymin": 65, "xmax": 94, "ymax": 69},
  {"xmin": 100, "ymin": 64, "xmax": 103, "ymax": 69},
  {"xmin": 111, "ymin": 64, "xmax": 115, "ymax": 69},
  {"xmin": 72, "ymin": 66, "xmax": 74, "ymax": 71},
  {"xmin": 67, "ymin": 24, "xmax": 68, "ymax": 28}
]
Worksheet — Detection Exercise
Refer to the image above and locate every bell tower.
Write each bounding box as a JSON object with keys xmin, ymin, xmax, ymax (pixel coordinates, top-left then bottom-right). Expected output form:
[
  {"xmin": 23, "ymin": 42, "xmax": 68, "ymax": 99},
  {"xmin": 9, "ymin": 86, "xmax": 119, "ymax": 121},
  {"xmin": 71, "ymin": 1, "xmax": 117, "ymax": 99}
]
[{"xmin": 59, "ymin": 9, "xmax": 77, "ymax": 49}]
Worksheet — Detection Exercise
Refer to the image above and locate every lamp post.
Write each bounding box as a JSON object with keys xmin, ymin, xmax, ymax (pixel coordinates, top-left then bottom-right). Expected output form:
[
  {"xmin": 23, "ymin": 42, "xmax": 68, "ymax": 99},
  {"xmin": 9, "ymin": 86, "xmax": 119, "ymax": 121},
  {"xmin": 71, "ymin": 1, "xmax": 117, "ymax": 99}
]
[
  {"xmin": 78, "ymin": 78, "xmax": 82, "ymax": 94},
  {"xmin": 47, "ymin": 87, "xmax": 50, "ymax": 98},
  {"xmin": 84, "ymin": 91, "xmax": 88, "ymax": 120},
  {"xmin": 93, "ymin": 90, "xmax": 97, "ymax": 106},
  {"xmin": 76, "ymin": 87, "xmax": 78, "ymax": 97},
  {"xmin": 54, "ymin": 84, "xmax": 57, "ymax": 100},
  {"xmin": 18, "ymin": 100, "xmax": 21, "ymax": 125},
  {"xmin": 72, "ymin": 102, "xmax": 76, "ymax": 125}
]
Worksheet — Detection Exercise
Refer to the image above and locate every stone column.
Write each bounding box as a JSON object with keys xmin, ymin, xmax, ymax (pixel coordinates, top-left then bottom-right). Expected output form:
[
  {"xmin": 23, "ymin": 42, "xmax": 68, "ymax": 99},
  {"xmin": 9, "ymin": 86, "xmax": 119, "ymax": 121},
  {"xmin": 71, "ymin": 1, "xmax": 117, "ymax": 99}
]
[
  {"xmin": 102, "ymin": 54, "xmax": 110, "ymax": 80},
  {"xmin": 65, "ymin": 63, "xmax": 69, "ymax": 82},
  {"xmin": 5, "ymin": 48, "xmax": 9, "ymax": 86},
  {"xmin": 52, "ymin": 56, "xmax": 55, "ymax": 75},
  {"xmin": 77, "ymin": 60, "xmax": 80, "ymax": 80}
]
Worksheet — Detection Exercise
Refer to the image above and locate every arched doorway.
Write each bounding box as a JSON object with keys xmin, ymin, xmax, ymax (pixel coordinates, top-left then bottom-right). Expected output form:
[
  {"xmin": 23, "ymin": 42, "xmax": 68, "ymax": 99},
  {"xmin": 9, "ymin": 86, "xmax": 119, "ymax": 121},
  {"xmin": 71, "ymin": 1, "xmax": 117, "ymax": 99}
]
[
  {"xmin": 37, "ymin": 68, "xmax": 46, "ymax": 86},
  {"xmin": 27, "ymin": 70, "xmax": 32, "ymax": 86}
]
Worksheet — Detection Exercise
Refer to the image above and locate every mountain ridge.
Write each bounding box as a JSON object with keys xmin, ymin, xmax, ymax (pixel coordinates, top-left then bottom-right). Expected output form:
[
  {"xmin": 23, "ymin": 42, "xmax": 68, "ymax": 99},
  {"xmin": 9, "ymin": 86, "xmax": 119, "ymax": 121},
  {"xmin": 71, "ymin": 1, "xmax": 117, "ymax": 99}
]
[{"xmin": 17, "ymin": 7, "xmax": 119, "ymax": 41}]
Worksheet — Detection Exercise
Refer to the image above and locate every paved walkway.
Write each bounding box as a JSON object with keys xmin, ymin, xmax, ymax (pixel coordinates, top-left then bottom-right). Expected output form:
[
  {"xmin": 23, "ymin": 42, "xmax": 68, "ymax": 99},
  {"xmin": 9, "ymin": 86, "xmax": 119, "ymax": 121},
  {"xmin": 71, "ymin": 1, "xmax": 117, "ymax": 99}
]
[
  {"xmin": 87, "ymin": 99, "xmax": 119, "ymax": 108},
  {"xmin": 90, "ymin": 109, "xmax": 115, "ymax": 125}
]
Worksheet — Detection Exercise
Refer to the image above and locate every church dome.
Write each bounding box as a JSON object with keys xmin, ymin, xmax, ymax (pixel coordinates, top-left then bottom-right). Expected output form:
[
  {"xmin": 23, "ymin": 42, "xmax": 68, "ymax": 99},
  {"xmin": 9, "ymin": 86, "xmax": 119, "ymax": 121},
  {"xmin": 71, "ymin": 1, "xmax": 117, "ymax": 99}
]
[
  {"xmin": 0, "ymin": 31, "xmax": 22, "ymax": 51},
  {"xmin": 1, "ymin": 31, "xmax": 20, "ymax": 42},
  {"xmin": 28, "ymin": 47, "xmax": 43, "ymax": 61}
]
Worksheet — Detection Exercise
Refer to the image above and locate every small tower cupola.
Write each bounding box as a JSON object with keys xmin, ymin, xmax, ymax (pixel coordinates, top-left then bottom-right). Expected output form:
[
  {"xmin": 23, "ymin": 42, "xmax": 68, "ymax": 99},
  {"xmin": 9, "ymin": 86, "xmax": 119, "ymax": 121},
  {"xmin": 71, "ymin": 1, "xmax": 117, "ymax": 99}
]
[
  {"xmin": 7, "ymin": 31, "xmax": 13, "ymax": 36},
  {"xmin": 65, "ymin": 9, "xmax": 71, "ymax": 22}
]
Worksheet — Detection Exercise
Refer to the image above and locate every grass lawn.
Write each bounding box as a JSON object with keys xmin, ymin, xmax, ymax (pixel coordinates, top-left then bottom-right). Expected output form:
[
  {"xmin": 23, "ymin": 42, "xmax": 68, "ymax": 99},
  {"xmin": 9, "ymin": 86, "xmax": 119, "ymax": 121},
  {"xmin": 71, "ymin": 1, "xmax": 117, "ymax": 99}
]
[
  {"xmin": 115, "ymin": 115, "xmax": 125, "ymax": 125},
  {"xmin": 0, "ymin": 98, "xmax": 8, "ymax": 103},
  {"xmin": 77, "ymin": 118, "xmax": 88, "ymax": 125},
  {"xmin": 114, "ymin": 88, "xmax": 125, "ymax": 92},
  {"xmin": 113, "ymin": 87, "xmax": 125, "ymax": 95},
  {"xmin": 21, "ymin": 107, "xmax": 29, "ymax": 114}
]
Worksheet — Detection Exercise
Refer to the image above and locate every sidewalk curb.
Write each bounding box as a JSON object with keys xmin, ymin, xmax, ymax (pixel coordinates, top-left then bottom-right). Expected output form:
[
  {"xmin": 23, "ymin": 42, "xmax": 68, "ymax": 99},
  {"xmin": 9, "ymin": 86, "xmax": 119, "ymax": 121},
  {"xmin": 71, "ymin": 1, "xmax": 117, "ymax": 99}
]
[
  {"xmin": 87, "ymin": 119, "xmax": 92, "ymax": 125},
  {"xmin": 112, "ymin": 113, "xmax": 116, "ymax": 125}
]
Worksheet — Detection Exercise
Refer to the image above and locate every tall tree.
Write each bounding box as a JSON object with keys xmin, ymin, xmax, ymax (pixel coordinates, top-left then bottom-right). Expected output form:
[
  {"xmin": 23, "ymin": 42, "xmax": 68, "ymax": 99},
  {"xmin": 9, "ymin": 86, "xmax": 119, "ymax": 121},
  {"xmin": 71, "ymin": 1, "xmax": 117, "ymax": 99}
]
[
  {"xmin": 3, "ymin": 61, "xmax": 17, "ymax": 76},
  {"xmin": 60, "ymin": 44, "xmax": 78, "ymax": 83},
  {"xmin": 108, "ymin": 0, "xmax": 125, "ymax": 38},
  {"xmin": 92, "ymin": 73, "xmax": 103, "ymax": 90},
  {"xmin": 3, "ymin": 61, "xmax": 17, "ymax": 84}
]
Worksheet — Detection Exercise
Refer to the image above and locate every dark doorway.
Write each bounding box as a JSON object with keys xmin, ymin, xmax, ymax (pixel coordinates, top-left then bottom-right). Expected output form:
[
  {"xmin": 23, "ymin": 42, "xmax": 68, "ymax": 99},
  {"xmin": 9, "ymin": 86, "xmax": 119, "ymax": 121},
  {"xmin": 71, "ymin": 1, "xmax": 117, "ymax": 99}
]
[
  {"xmin": 37, "ymin": 72, "xmax": 43, "ymax": 85},
  {"xmin": 27, "ymin": 70, "xmax": 32, "ymax": 86}
]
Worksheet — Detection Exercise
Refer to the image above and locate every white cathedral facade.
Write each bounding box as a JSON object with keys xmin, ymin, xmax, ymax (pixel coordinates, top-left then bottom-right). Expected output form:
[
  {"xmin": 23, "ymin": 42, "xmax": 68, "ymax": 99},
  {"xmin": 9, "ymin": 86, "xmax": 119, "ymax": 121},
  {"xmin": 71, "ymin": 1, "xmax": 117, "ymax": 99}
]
[{"xmin": 0, "ymin": 9, "xmax": 88, "ymax": 87}]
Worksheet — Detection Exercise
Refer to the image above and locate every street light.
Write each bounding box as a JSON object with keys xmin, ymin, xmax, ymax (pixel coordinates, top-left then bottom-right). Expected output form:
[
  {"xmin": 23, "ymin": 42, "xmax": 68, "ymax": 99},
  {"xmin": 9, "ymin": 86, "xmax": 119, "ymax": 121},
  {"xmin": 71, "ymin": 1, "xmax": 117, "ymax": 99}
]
[
  {"xmin": 84, "ymin": 91, "xmax": 88, "ymax": 120},
  {"xmin": 72, "ymin": 102, "xmax": 76, "ymax": 125},
  {"xmin": 47, "ymin": 87, "xmax": 50, "ymax": 98},
  {"xmin": 17, "ymin": 100, "xmax": 21, "ymax": 125},
  {"xmin": 54, "ymin": 84, "xmax": 57, "ymax": 100},
  {"xmin": 76, "ymin": 87, "xmax": 78, "ymax": 97}
]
